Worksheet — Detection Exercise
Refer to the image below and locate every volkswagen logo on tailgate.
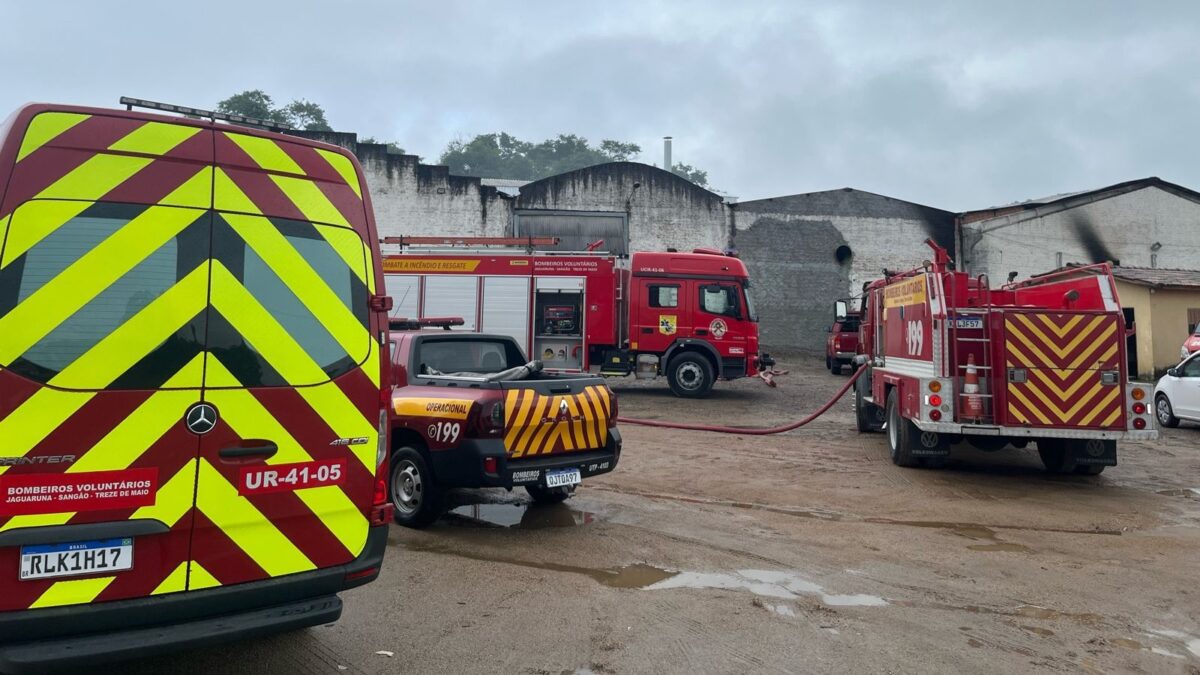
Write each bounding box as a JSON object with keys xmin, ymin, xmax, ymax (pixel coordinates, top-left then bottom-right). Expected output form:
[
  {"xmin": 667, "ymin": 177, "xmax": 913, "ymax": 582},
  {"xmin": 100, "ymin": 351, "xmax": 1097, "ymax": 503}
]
[{"xmin": 185, "ymin": 403, "xmax": 218, "ymax": 435}]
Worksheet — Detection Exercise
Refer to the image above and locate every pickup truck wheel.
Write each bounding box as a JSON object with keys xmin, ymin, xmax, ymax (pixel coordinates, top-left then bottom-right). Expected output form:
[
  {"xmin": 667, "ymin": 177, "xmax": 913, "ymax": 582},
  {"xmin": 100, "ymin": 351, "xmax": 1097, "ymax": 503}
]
[
  {"xmin": 390, "ymin": 447, "xmax": 443, "ymax": 528},
  {"xmin": 855, "ymin": 375, "xmax": 885, "ymax": 433},
  {"xmin": 1037, "ymin": 439, "xmax": 1075, "ymax": 474},
  {"xmin": 667, "ymin": 353, "xmax": 714, "ymax": 398},
  {"xmin": 825, "ymin": 355, "xmax": 832, "ymax": 371},
  {"xmin": 885, "ymin": 390, "xmax": 922, "ymax": 467},
  {"xmin": 526, "ymin": 484, "xmax": 574, "ymax": 505},
  {"xmin": 830, "ymin": 359, "xmax": 843, "ymax": 375}
]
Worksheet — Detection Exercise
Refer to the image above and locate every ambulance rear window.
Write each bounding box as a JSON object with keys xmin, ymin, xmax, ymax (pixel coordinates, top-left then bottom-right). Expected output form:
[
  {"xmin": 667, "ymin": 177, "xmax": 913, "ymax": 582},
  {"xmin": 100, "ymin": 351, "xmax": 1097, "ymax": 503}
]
[{"xmin": 0, "ymin": 201, "xmax": 209, "ymax": 390}]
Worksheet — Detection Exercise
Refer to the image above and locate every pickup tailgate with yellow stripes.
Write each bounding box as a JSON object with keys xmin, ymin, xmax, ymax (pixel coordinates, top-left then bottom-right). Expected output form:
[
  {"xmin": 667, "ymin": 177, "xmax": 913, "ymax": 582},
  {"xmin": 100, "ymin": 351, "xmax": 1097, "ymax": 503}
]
[
  {"xmin": 502, "ymin": 381, "xmax": 614, "ymax": 459},
  {"xmin": 1000, "ymin": 311, "xmax": 1126, "ymax": 430}
]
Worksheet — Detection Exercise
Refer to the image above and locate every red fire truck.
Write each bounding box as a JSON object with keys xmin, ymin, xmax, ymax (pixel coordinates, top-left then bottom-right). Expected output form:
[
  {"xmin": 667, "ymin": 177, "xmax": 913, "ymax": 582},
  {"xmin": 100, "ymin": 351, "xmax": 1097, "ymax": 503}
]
[
  {"xmin": 854, "ymin": 240, "xmax": 1157, "ymax": 474},
  {"xmin": 381, "ymin": 237, "xmax": 772, "ymax": 398}
]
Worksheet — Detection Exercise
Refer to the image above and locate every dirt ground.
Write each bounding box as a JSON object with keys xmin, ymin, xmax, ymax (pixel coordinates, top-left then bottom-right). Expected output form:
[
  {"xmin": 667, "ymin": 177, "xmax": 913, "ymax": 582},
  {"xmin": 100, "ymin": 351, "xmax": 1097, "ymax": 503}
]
[{"xmin": 128, "ymin": 353, "xmax": 1200, "ymax": 674}]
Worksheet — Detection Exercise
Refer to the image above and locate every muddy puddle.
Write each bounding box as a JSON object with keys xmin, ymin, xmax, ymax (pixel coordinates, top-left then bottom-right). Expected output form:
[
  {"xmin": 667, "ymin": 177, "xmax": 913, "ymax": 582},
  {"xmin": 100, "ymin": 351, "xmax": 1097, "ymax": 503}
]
[
  {"xmin": 1156, "ymin": 487, "xmax": 1200, "ymax": 498},
  {"xmin": 443, "ymin": 503, "xmax": 597, "ymax": 529},
  {"xmin": 396, "ymin": 537, "xmax": 886, "ymax": 607}
]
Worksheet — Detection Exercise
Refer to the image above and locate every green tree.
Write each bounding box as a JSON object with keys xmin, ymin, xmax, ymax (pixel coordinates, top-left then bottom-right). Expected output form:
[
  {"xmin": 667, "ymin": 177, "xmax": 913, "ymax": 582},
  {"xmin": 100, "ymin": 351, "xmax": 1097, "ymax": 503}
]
[
  {"xmin": 670, "ymin": 163, "xmax": 709, "ymax": 187},
  {"xmin": 216, "ymin": 90, "xmax": 331, "ymax": 130},
  {"xmin": 440, "ymin": 132, "xmax": 654, "ymax": 180}
]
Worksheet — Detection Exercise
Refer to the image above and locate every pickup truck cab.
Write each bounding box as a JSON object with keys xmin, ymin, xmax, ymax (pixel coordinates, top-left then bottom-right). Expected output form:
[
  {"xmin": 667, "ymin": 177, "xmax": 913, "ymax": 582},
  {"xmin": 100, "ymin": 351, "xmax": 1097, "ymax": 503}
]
[
  {"xmin": 825, "ymin": 302, "xmax": 861, "ymax": 375},
  {"xmin": 387, "ymin": 323, "xmax": 622, "ymax": 527}
]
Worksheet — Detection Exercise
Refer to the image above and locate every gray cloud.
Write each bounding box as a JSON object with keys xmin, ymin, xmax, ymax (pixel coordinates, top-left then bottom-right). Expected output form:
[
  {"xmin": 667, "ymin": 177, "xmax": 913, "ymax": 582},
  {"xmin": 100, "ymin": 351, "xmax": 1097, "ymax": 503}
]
[{"xmin": 2, "ymin": 0, "xmax": 1197, "ymax": 210}]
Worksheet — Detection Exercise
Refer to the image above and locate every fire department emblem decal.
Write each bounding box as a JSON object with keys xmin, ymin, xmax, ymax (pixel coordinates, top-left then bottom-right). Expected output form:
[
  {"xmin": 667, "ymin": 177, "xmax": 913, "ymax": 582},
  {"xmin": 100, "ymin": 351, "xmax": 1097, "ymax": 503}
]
[
  {"xmin": 709, "ymin": 319, "xmax": 728, "ymax": 339},
  {"xmin": 659, "ymin": 315, "xmax": 677, "ymax": 335}
]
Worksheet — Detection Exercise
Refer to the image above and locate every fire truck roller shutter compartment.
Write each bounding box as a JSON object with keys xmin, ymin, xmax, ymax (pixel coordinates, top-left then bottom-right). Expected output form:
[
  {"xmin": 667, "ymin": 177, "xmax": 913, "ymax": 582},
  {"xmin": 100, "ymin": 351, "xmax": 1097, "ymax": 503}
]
[
  {"xmin": 481, "ymin": 277, "xmax": 531, "ymax": 355},
  {"xmin": 423, "ymin": 275, "xmax": 478, "ymax": 331},
  {"xmin": 385, "ymin": 274, "xmax": 419, "ymax": 321},
  {"xmin": 534, "ymin": 276, "xmax": 585, "ymax": 371}
]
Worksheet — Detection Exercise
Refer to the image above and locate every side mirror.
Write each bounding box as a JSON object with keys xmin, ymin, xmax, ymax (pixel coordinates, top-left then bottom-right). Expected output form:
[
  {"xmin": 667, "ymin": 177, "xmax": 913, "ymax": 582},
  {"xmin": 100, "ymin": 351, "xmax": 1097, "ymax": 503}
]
[{"xmin": 1166, "ymin": 367, "xmax": 1179, "ymax": 378}]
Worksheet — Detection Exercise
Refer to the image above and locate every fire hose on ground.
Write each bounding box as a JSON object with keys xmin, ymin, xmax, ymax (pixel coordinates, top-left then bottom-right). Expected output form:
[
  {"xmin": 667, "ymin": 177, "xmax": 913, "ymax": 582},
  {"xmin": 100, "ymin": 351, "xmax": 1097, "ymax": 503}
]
[{"xmin": 617, "ymin": 365, "xmax": 867, "ymax": 435}]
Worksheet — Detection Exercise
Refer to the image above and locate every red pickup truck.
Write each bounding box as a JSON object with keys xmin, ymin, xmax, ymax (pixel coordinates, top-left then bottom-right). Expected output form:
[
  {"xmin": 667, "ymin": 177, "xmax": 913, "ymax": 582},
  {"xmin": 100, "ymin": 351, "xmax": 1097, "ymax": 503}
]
[
  {"xmin": 386, "ymin": 321, "xmax": 622, "ymax": 527},
  {"xmin": 825, "ymin": 301, "xmax": 861, "ymax": 375}
]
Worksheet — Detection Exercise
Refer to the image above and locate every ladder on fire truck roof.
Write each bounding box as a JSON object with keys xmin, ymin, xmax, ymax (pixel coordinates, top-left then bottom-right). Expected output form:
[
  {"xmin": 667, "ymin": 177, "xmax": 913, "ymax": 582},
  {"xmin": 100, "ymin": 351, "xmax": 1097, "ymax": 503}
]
[
  {"xmin": 380, "ymin": 235, "xmax": 611, "ymax": 255},
  {"xmin": 948, "ymin": 273, "xmax": 997, "ymax": 423}
]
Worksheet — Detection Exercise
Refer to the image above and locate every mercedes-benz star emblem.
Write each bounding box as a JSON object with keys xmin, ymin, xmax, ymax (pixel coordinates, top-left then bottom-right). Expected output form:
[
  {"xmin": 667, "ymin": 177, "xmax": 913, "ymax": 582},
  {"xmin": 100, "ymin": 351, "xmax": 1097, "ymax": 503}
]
[{"xmin": 185, "ymin": 403, "xmax": 218, "ymax": 435}]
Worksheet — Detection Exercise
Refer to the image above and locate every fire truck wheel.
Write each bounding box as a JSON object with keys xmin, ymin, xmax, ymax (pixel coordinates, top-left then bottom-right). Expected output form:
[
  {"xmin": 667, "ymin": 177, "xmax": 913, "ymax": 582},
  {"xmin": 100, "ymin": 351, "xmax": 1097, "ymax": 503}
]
[
  {"xmin": 390, "ymin": 447, "xmax": 444, "ymax": 529},
  {"xmin": 1037, "ymin": 440, "xmax": 1076, "ymax": 474},
  {"xmin": 1155, "ymin": 394, "xmax": 1180, "ymax": 428},
  {"xmin": 1074, "ymin": 464, "xmax": 1106, "ymax": 476},
  {"xmin": 886, "ymin": 390, "xmax": 932, "ymax": 467},
  {"xmin": 855, "ymin": 377, "xmax": 885, "ymax": 433},
  {"xmin": 667, "ymin": 353, "xmax": 714, "ymax": 398},
  {"xmin": 526, "ymin": 484, "xmax": 575, "ymax": 505}
]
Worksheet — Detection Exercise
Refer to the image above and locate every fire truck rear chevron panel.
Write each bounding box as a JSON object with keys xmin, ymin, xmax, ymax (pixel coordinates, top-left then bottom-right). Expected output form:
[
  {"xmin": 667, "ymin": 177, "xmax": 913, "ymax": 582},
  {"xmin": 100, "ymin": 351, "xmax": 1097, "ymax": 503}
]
[
  {"xmin": 0, "ymin": 106, "xmax": 385, "ymax": 612},
  {"xmin": 503, "ymin": 385, "xmax": 612, "ymax": 458},
  {"xmin": 1002, "ymin": 312, "xmax": 1125, "ymax": 429}
]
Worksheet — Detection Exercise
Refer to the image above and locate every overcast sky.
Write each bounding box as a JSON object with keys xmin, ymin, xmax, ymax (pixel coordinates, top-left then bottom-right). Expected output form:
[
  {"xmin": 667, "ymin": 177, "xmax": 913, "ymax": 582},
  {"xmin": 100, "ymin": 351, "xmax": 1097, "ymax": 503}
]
[{"xmin": 2, "ymin": 1, "xmax": 1197, "ymax": 210}]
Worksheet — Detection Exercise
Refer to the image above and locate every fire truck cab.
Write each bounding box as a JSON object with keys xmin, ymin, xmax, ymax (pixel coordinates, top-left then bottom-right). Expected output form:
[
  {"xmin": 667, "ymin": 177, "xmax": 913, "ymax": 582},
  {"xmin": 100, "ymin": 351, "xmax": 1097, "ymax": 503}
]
[
  {"xmin": 854, "ymin": 240, "xmax": 1157, "ymax": 474},
  {"xmin": 382, "ymin": 240, "xmax": 770, "ymax": 398}
]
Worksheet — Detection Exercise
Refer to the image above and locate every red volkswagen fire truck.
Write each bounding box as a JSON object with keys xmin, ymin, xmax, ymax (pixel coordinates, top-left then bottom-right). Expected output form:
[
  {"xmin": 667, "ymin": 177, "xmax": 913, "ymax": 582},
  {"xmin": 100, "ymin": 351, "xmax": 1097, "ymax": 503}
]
[
  {"xmin": 854, "ymin": 239, "xmax": 1157, "ymax": 474},
  {"xmin": 381, "ymin": 238, "xmax": 772, "ymax": 398}
]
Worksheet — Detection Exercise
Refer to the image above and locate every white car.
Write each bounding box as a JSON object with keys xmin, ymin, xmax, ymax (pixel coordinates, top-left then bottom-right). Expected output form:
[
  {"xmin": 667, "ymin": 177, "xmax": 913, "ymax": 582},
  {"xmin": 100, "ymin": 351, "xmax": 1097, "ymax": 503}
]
[{"xmin": 1154, "ymin": 351, "xmax": 1200, "ymax": 428}]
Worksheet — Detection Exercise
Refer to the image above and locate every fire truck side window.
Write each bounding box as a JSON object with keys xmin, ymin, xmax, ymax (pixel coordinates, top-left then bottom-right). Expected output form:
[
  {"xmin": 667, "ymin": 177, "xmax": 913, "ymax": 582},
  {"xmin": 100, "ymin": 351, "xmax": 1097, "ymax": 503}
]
[
  {"xmin": 649, "ymin": 284, "xmax": 679, "ymax": 308},
  {"xmin": 699, "ymin": 284, "xmax": 741, "ymax": 319}
]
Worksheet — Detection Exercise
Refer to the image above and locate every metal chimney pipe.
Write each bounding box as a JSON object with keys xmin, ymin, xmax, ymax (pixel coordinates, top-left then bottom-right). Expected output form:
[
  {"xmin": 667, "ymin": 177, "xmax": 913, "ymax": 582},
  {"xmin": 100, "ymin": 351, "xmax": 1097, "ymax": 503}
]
[{"xmin": 663, "ymin": 136, "xmax": 672, "ymax": 171}]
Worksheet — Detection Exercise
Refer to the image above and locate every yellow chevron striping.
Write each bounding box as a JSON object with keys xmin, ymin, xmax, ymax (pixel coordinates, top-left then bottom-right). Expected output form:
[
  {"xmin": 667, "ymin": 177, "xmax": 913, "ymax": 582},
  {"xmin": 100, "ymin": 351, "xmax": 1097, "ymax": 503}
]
[
  {"xmin": 224, "ymin": 132, "xmax": 305, "ymax": 175},
  {"xmin": 1032, "ymin": 313, "xmax": 1084, "ymax": 340},
  {"xmin": 221, "ymin": 213, "xmax": 370, "ymax": 368},
  {"xmin": 299, "ymin": 384, "xmax": 377, "ymax": 472},
  {"xmin": 1007, "ymin": 386, "xmax": 1053, "ymax": 425},
  {"xmin": 210, "ymin": 262, "xmax": 325, "ymax": 383},
  {"xmin": 1028, "ymin": 367, "xmax": 1093, "ymax": 402},
  {"xmin": 504, "ymin": 390, "xmax": 534, "ymax": 451},
  {"xmin": 1, "ymin": 200, "xmax": 91, "ymax": 267},
  {"xmin": 525, "ymin": 398, "xmax": 560, "ymax": 456},
  {"xmin": 30, "ymin": 575, "xmax": 116, "ymax": 609},
  {"xmin": 1026, "ymin": 314, "xmax": 1105, "ymax": 361},
  {"xmin": 565, "ymin": 394, "xmax": 585, "ymax": 450},
  {"xmin": 1006, "ymin": 317, "xmax": 1064, "ymax": 366},
  {"xmin": 152, "ymin": 562, "xmax": 190, "ymax": 596},
  {"xmin": 576, "ymin": 390, "xmax": 598, "ymax": 449},
  {"xmin": 50, "ymin": 266, "xmax": 208, "ymax": 390},
  {"xmin": 159, "ymin": 166, "xmax": 214, "ymax": 209},
  {"xmin": 1067, "ymin": 322, "xmax": 1118, "ymax": 369},
  {"xmin": 584, "ymin": 387, "xmax": 610, "ymax": 444},
  {"xmin": 132, "ymin": 459, "xmax": 201, "ymax": 528},
  {"xmin": 1077, "ymin": 387, "xmax": 1121, "ymax": 427},
  {"xmin": 512, "ymin": 396, "xmax": 550, "ymax": 458},
  {"xmin": 1008, "ymin": 404, "xmax": 1031, "ymax": 424},
  {"xmin": 17, "ymin": 112, "xmax": 89, "ymax": 162},
  {"xmin": 269, "ymin": 176, "xmax": 370, "ymax": 286},
  {"xmin": 194, "ymin": 459, "xmax": 316, "ymax": 577},
  {"xmin": 0, "ymin": 205, "xmax": 205, "ymax": 365},
  {"xmin": 1099, "ymin": 406, "xmax": 1122, "ymax": 428},
  {"xmin": 0, "ymin": 357, "xmax": 205, "ymax": 528},
  {"xmin": 188, "ymin": 561, "xmax": 222, "ymax": 591},
  {"xmin": 34, "ymin": 153, "xmax": 152, "ymax": 202},
  {"xmin": 108, "ymin": 122, "xmax": 200, "ymax": 156},
  {"xmin": 0, "ymin": 389, "xmax": 91, "ymax": 478},
  {"xmin": 315, "ymin": 148, "xmax": 363, "ymax": 199},
  {"xmin": 204, "ymin": 359, "xmax": 369, "ymax": 558},
  {"xmin": 213, "ymin": 167, "xmax": 263, "ymax": 215},
  {"xmin": 1020, "ymin": 376, "xmax": 1109, "ymax": 423}
]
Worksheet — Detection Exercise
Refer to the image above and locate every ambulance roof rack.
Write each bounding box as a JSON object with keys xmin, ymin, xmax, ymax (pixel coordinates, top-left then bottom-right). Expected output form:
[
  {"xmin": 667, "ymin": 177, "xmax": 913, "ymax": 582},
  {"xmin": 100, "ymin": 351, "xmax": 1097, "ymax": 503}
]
[
  {"xmin": 118, "ymin": 96, "xmax": 294, "ymax": 132},
  {"xmin": 389, "ymin": 316, "xmax": 464, "ymax": 331}
]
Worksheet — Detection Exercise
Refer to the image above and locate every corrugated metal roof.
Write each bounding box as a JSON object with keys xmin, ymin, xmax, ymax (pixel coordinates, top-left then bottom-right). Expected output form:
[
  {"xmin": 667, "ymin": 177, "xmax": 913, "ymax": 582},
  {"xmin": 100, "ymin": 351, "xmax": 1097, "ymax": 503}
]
[{"xmin": 1111, "ymin": 266, "xmax": 1200, "ymax": 290}]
